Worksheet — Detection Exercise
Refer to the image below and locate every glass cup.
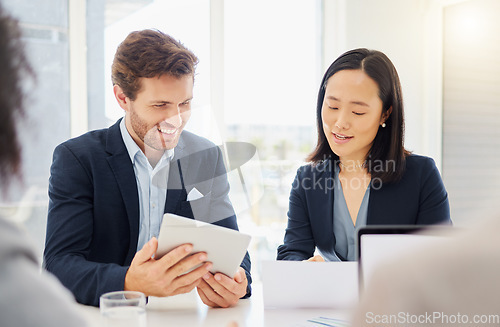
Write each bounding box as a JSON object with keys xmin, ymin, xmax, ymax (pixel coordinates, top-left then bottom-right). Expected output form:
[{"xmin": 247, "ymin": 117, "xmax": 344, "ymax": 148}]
[{"xmin": 100, "ymin": 291, "xmax": 147, "ymax": 327}]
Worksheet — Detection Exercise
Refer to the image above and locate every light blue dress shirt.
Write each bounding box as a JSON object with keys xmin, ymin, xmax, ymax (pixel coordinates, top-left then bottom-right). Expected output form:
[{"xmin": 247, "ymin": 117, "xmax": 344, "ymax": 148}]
[
  {"xmin": 321, "ymin": 163, "xmax": 369, "ymax": 262},
  {"xmin": 120, "ymin": 119, "xmax": 174, "ymax": 251}
]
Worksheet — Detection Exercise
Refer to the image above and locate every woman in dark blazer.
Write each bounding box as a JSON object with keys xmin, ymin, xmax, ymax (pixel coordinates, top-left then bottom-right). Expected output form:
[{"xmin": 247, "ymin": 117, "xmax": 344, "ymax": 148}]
[{"xmin": 277, "ymin": 49, "xmax": 451, "ymax": 262}]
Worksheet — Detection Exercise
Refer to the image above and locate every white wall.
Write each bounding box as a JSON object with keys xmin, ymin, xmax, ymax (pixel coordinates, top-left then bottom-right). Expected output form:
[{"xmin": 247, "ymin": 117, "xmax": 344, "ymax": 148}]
[{"xmin": 322, "ymin": 0, "xmax": 467, "ymax": 170}]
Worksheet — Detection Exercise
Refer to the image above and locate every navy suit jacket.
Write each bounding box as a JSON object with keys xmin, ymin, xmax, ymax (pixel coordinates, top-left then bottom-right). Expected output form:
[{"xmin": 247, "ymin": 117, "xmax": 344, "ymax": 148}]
[
  {"xmin": 277, "ymin": 155, "xmax": 451, "ymax": 261},
  {"xmin": 44, "ymin": 119, "xmax": 251, "ymax": 306}
]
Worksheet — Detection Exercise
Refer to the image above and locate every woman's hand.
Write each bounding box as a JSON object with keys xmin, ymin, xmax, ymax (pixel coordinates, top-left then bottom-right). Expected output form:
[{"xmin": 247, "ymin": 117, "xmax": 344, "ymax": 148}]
[{"xmin": 305, "ymin": 255, "xmax": 325, "ymax": 262}]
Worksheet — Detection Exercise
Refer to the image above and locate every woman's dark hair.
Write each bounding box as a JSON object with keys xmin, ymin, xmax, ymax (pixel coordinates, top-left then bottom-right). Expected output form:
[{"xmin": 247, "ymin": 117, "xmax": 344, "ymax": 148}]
[
  {"xmin": 308, "ymin": 48, "xmax": 409, "ymax": 183},
  {"xmin": 0, "ymin": 5, "xmax": 33, "ymax": 187}
]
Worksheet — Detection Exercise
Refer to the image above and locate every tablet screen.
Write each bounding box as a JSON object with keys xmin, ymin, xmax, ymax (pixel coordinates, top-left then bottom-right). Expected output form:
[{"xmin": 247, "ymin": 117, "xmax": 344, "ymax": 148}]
[{"xmin": 156, "ymin": 213, "xmax": 251, "ymax": 277}]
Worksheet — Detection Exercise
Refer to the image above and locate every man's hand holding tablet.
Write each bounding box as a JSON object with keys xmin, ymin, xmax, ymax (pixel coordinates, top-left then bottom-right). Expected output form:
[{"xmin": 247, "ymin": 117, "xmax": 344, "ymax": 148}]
[
  {"xmin": 124, "ymin": 237, "xmax": 212, "ymax": 297},
  {"xmin": 153, "ymin": 213, "xmax": 251, "ymax": 307},
  {"xmin": 197, "ymin": 266, "xmax": 249, "ymax": 308}
]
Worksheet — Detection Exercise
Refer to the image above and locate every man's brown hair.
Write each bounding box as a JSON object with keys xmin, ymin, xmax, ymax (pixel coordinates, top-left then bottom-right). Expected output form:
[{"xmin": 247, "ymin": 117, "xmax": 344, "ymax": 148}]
[{"xmin": 111, "ymin": 29, "xmax": 198, "ymax": 100}]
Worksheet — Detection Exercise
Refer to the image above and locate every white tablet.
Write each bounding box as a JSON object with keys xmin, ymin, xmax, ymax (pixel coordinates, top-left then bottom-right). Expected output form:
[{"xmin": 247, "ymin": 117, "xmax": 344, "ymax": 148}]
[{"xmin": 156, "ymin": 213, "xmax": 251, "ymax": 277}]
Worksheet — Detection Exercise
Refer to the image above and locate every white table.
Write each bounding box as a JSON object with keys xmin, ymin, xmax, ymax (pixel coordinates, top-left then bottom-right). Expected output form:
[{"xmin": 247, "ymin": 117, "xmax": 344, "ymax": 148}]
[{"xmin": 78, "ymin": 283, "xmax": 352, "ymax": 326}]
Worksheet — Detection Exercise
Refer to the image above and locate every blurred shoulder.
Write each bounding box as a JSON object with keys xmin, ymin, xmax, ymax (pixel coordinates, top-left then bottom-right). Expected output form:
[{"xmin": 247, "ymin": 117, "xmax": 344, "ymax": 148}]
[{"xmin": 0, "ymin": 216, "xmax": 37, "ymax": 263}]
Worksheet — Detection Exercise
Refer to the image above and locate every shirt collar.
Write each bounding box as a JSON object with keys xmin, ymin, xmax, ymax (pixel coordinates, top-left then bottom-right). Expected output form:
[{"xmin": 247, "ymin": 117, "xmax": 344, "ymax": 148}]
[{"xmin": 119, "ymin": 118, "xmax": 175, "ymax": 165}]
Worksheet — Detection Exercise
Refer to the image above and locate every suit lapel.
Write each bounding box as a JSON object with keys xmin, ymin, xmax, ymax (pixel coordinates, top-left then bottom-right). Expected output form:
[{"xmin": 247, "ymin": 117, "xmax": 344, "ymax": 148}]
[
  {"xmin": 308, "ymin": 160, "xmax": 336, "ymax": 257},
  {"xmin": 307, "ymin": 159, "xmax": 336, "ymax": 258},
  {"xmin": 105, "ymin": 119, "xmax": 140, "ymax": 261},
  {"xmin": 323, "ymin": 160, "xmax": 335, "ymax": 249}
]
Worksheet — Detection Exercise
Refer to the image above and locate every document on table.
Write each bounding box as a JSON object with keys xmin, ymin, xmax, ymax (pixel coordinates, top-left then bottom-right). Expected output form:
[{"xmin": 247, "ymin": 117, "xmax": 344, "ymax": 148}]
[
  {"xmin": 301, "ymin": 316, "xmax": 351, "ymax": 327},
  {"xmin": 262, "ymin": 261, "xmax": 358, "ymax": 309}
]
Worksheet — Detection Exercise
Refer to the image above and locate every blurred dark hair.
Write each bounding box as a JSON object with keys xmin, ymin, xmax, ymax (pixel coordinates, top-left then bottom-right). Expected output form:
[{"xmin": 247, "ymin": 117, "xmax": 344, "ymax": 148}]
[
  {"xmin": 111, "ymin": 29, "xmax": 198, "ymax": 101},
  {"xmin": 308, "ymin": 48, "xmax": 409, "ymax": 183},
  {"xmin": 0, "ymin": 5, "xmax": 33, "ymax": 187}
]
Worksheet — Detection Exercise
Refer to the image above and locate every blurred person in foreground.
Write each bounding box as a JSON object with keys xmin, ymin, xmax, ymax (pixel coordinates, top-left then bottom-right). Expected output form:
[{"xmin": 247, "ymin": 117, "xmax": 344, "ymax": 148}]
[
  {"xmin": 44, "ymin": 29, "xmax": 251, "ymax": 307},
  {"xmin": 277, "ymin": 48, "xmax": 451, "ymax": 262},
  {"xmin": 0, "ymin": 3, "xmax": 87, "ymax": 326},
  {"xmin": 352, "ymin": 213, "xmax": 500, "ymax": 326}
]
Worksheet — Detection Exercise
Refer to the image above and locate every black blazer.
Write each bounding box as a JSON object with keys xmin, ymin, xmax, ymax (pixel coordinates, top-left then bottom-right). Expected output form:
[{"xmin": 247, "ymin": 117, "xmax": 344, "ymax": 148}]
[
  {"xmin": 277, "ymin": 155, "xmax": 451, "ymax": 261},
  {"xmin": 44, "ymin": 119, "xmax": 251, "ymax": 306}
]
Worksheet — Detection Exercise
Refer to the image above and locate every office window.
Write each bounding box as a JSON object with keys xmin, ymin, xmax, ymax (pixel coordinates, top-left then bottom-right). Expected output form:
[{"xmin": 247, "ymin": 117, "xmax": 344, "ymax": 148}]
[
  {"xmin": 442, "ymin": 0, "xmax": 500, "ymax": 225},
  {"xmin": 224, "ymin": 0, "xmax": 321, "ymax": 278}
]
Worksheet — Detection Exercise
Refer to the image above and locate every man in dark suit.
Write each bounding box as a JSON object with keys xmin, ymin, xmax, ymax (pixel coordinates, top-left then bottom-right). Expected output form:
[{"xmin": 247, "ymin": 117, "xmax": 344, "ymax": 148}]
[{"xmin": 44, "ymin": 29, "xmax": 251, "ymax": 307}]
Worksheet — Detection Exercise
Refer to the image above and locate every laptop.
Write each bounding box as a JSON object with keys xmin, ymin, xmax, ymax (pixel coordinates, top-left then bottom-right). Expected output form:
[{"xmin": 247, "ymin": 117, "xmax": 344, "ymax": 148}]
[{"xmin": 357, "ymin": 225, "xmax": 450, "ymax": 292}]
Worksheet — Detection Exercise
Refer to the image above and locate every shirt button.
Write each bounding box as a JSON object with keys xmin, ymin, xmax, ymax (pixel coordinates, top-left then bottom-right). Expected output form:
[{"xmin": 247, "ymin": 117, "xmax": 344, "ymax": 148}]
[{"xmin": 152, "ymin": 203, "xmax": 156, "ymax": 208}]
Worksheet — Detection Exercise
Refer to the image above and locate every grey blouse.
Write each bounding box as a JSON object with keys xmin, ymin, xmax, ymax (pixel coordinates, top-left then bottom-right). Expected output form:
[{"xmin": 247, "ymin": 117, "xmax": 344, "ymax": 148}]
[{"xmin": 321, "ymin": 163, "xmax": 370, "ymax": 261}]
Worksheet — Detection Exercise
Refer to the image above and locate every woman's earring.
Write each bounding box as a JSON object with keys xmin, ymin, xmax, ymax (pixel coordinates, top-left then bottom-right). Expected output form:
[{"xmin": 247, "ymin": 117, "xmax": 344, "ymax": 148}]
[{"xmin": 381, "ymin": 122, "xmax": 386, "ymax": 128}]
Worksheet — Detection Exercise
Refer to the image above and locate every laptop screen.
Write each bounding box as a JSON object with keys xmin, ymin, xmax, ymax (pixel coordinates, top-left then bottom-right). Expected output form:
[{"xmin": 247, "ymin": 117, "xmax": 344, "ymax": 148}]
[{"xmin": 357, "ymin": 225, "xmax": 448, "ymax": 292}]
